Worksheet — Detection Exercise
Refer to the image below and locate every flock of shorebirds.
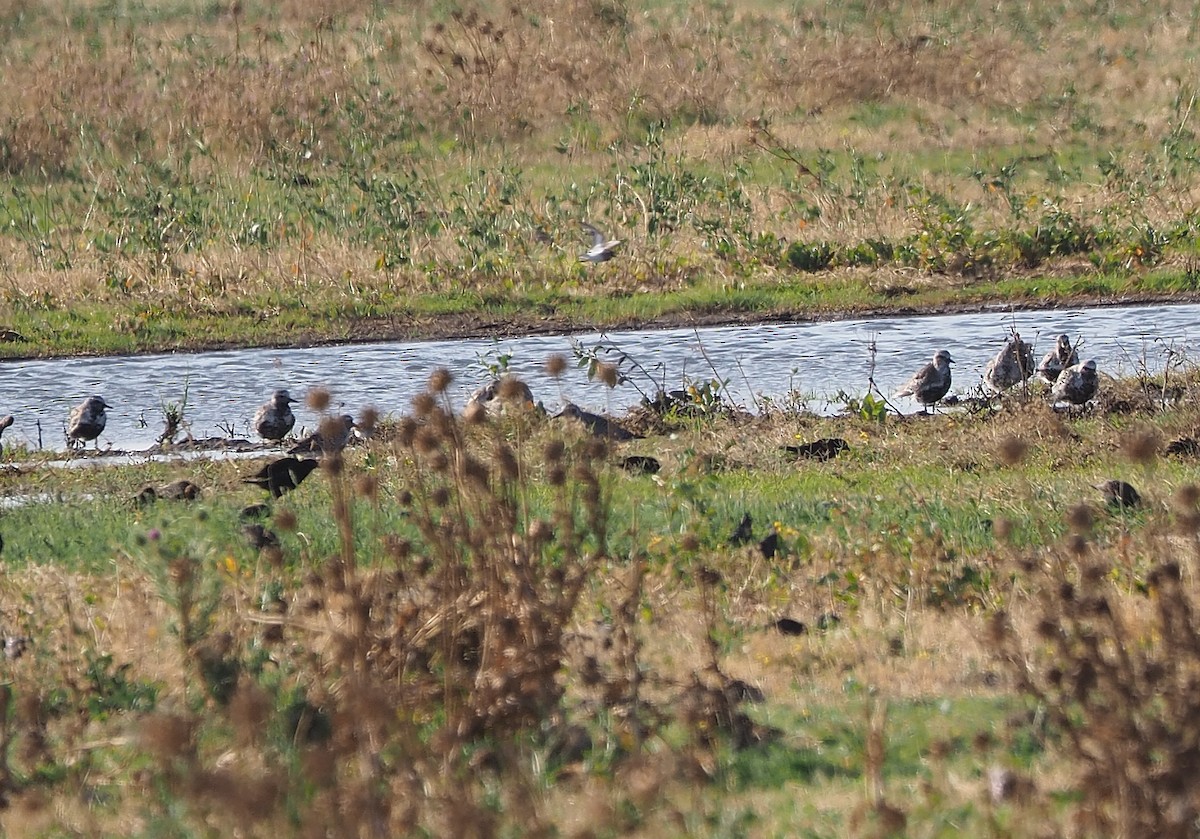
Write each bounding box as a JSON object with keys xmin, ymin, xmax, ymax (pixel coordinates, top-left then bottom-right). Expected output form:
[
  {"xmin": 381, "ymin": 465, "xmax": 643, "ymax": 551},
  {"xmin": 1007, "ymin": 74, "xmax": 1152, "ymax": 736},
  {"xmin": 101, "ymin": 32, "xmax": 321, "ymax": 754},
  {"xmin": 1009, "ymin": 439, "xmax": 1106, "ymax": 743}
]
[
  {"xmin": 2, "ymin": 329, "xmax": 1098, "ymax": 460},
  {"xmin": 895, "ymin": 332, "xmax": 1097, "ymax": 411}
]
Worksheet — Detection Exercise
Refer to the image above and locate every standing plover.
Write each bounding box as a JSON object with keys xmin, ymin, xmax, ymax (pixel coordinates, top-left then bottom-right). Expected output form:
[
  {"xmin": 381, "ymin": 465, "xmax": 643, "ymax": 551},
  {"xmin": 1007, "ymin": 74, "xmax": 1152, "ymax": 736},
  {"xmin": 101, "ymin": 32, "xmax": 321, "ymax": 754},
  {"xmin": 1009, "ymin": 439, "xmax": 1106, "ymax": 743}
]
[
  {"xmin": 579, "ymin": 222, "xmax": 621, "ymax": 263},
  {"xmin": 67, "ymin": 396, "xmax": 111, "ymax": 449},
  {"xmin": 895, "ymin": 350, "xmax": 954, "ymax": 412},
  {"xmin": 0, "ymin": 415, "xmax": 13, "ymax": 456},
  {"xmin": 983, "ymin": 334, "xmax": 1035, "ymax": 392},
  {"xmin": 1037, "ymin": 334, "xmax": 1079, "ymax": 384},
  {"xmin": 1051, "ymin": 359, "xmax": 1099, "ymax": 407},
  {"xmin": 254, "ymin": 389, "xmax": 297, "ymax": 442}
]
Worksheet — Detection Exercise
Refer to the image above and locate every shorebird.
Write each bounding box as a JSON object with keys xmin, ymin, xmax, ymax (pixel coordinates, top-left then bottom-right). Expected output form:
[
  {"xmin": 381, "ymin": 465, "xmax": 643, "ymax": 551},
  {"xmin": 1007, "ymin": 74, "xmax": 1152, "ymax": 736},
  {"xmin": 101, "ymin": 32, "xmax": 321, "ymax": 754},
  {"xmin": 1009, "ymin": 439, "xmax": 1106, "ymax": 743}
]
[
  {"xmin": 67, "ymin": 396, "xmax": 111, "ymax": 449},
  {"xmin": 1096, "ymin": 479, "xmax": 1141, "ymax": 509},
  {"xmin": 895, "ymin": 350, "xmax": 954, "ymax": 412},
  {"xmin": 579, "ymin": 222, "xmax": 621, "ymax": 263},
  {"xmin": 243, "ymin": 456, "xmax": 320, "ymax": 498},
  {"xmin": 553, "ymin": 402, "xmax": 639, "ymax": 440},
  {"xmin": 1037, "ymin": 334, "xmax": 1079, "ymax": 384},
  {"xmin": 0, "ymin": 415, "xmax": 13, "ymax": 457},
  {"xmin": 1051, "ymin": 359, "xmax": 1099, "ymax": 407},
  {"xmin": 288, "ymin": 414, "xmax": 356, "ymax": 456},
  {"xmin": 782, "ymin": 437, "xmax": 849, "ymax": 462},
  {"xmin": 983, "ymin": 334, "xmax": 1035, "ymax": 393},
  {"xmin": 466, "ymin": 378, "xmax": 536, "ymax": 414},
  {"xmin": 254, "ymin": 389, "xmax": 297, "ymax": 442}
]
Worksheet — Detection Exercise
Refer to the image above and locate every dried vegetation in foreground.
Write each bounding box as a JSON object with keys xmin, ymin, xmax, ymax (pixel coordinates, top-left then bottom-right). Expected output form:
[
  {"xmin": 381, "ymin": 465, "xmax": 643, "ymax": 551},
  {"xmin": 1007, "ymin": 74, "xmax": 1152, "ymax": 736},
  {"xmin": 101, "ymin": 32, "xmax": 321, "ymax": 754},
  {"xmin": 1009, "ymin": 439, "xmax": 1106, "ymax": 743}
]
[{"xmin": 2, "ymin": 364, "xmax": 1200, "ymax": 834}]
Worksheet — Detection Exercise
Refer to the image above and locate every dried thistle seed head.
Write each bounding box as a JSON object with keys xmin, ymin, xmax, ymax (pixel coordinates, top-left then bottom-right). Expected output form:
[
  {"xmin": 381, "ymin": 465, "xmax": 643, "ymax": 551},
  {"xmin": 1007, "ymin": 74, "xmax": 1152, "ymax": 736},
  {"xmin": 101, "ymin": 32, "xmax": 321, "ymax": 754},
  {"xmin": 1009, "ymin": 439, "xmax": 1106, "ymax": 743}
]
[
  {"xmin": 355, "ymin": 474, "xmax": 378, "ymax": 500},
  {"xmin": 307, "ymin": 387, "xmax": 331, "ymax": 412},
  {"xmin": 1067, "ymin": 503, "xmax": 1094, "ymax": 533},
  {"xmin": 1058, "ymin": 581, "xmax": 1075, "ymax": 602},
  {"xmin": 412, "ymin": 392, "xmax": 436, "ymax": 417},
  {"xmin": 229, "ymin": 681, "xmax": 271, "ymax": 745},
  {"xmin": 464, "ymin": 400, "xmax": 487, "ymax": 425},
  {"xmin": 414, "ymin": 428, "xmax": 441, "ymax": 455},
  {"xmin": 543, "ymin": 439, "xmax": 566, "ymax": 463},
  {"xmin": 385, "ymin": 536, "xmax": 411, "ymax": 562},
  {"xmin": 461, "ymin": 455, "xmax": 490, "ymax": 488},
  {"xmin": 493, "ymin": 444, "xmax": 518, "ymax": 480},
  {"xmin": 397, "ymin": 417, "xmax": 418, "ymax": 446},
  {"xmin": 428, "ymin": 368, "xmax": 453, "ymax": 394},
  {"xmin": 680, "ymin": 533, "xmax": 699, "ymax": 552},
  {"xmin": 321, "ymin": 453, "xmax": 343, "ymax": 475},
  {"xmin": 997, "ymin": 436, "xmax": 1028, "ymax": 466},
  {"xmin": 428, "ymin": 451, "xmax": 450, "ymax": 473},
  {"xmin": 431, "ymin": 487, "xmax": 450, "ymax": 507},
  {"xmin": 584, "ymin": 438, "xmax": 607, "ymax": 462},
  {"xmin": 140, "ymin": 713, "xmax": 196, "ymax": 761},
  {"xmin": 498, "ymin": 376, "xmax": 529, "ymax": 401},
  {"xmin": 1035, "ymin": 618, "xmax": 1059, "ymax": 640},
  {"xmin": 596, "ymin": 362, "xmax": 619, "ymax": 389},
  {"xmin": 527, "ymin": 519, "xmax": 552, "ymax": 545},
  {"xmin": 993, "ymin": 517, "xmax": 1014, "ymax": 543},
  {"xmin": 275, "ymin": 509, "xmax": 297, "ymax": 531},
  {"xmin": 1177, "ymin": 484, "xmax": 1200, "ymax": 509},
  {"xmin": 697, "ymin": 566, "xmax": 722, "ymax": 586},
  {"xmin": 1122, "ymin": 428, "xmax": 1160, "ymax": 464},
  {"xmin": 546, "ymin": 354, "xmax": 568, "ymax": 378},
  {"xmin": 548, "ymin": 466, "xmax": 566, "ymax": 486},
  {"xmin": 397, "ymin": 489, "xmax": 413, "ymax": 506},
  {"xmin": 358, "ymin": 407, "xmax": 379, "ymax": 434},
  {"xmin": 1067, "ymin": 533, "xmax": 1089, "ymax": 557}
]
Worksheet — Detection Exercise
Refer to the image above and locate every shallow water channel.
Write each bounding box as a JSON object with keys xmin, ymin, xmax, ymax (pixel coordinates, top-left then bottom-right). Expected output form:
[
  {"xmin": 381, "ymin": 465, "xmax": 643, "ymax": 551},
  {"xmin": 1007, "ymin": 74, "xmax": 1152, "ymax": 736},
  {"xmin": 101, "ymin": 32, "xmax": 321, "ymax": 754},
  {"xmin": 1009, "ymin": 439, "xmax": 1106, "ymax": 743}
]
[{"xmin": 2, "ymin": 300, "xmax": 1199, "ymax": 453}]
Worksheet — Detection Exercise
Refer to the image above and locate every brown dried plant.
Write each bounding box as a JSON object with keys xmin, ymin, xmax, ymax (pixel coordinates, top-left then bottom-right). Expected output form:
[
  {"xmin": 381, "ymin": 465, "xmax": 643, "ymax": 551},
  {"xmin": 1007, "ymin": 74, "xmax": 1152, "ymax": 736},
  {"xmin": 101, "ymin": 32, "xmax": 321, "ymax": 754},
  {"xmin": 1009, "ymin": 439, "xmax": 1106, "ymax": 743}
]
[{"xmin": 989, "ymin": 505, "xmax": 1200, "ymax": 838}]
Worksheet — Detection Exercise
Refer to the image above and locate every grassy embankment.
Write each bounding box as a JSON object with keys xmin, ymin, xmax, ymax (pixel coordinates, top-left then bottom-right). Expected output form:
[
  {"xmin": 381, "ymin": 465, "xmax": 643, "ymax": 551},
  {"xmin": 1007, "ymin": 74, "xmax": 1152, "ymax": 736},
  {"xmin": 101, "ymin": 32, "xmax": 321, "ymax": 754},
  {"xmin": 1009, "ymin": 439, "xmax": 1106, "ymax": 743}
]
[{"xmin": 3, "ymin": 0, "xmax": 1200, "ymax": 355}]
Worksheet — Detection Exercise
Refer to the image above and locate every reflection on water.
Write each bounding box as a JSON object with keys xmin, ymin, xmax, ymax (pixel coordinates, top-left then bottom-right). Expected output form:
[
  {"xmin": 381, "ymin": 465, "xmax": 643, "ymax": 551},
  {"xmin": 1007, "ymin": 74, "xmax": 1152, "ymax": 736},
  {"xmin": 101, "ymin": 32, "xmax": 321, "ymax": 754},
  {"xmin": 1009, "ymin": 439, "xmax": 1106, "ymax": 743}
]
[{"xmin": 1, "ymin": 301, "xmax": 1197, "ymax": 451}]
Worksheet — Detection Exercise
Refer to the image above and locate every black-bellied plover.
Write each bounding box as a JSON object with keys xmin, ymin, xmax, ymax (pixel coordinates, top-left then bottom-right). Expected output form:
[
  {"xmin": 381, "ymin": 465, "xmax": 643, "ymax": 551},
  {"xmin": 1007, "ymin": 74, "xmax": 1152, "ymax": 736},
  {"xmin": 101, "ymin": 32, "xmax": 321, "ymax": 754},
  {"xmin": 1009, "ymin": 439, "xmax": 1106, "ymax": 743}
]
[
  {"xmin": 288, "ymin": 414, "xmax": 356, "ymax": 456},
  {"xmin": 1096, "ymin": 479, "xmax": 1141, "ymax": 509},
  {"xmin": 895, "ymin": 350, "xmax": 954, "ymax": 412},
  {"xmin": 466, "ymin": 377, "xmax": 536, "ymax": 415},
  {"xmin": 254, "ymin": 389, "xmax": 297, "ymax": 442},
  {"xmin": 67, "ymin": 396, "xmax": 110, "ymax": 449},
  {"xmin": 1051, "ymin": 359, "xmax": 1099, "ymax": 407},
  {"xmin": 243, "ymin": 456, "xmax": 320, "ymax": 498},
  {"xmin": 1037, "ymin": 334, "xmax": 1079, "ymax": 384},
  {"xmin": 553, "ymin": 402, "xmax": 639, "ymax": 440},
  {"xmin": 0, "ymin": 415, "xmax": 13, "ymax": 457},
  {"xmin": 983, "ymin": 334, "xmax": 1035, "ymax": 393},
  {"xmin": 782, "ymin": 437, "xmax": 849, "ymax": 462},
  {"xmin": 579, "ymin": 222, "xmax": 621, "ymax": 263}
]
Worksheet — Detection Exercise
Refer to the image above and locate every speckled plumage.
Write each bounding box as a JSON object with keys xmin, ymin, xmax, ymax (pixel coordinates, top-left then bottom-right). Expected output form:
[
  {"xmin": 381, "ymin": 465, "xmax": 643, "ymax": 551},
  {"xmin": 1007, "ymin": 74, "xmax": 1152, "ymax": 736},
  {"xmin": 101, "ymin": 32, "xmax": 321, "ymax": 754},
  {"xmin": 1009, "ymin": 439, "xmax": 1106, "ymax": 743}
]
[
  {"xmin": 288, "ymin": 414, "xmax": 356, "ymax": 456},
  {"xmin": 1037, "ymin": 334, "xmax": 1079, "ymax": 384},
  {"xmin": 67, "ymin": 396, "xmax": 110, "ymax": 449},
  {"xmin": 254, "ymin": 389, "xmax": 297, "ymax": 442},
  {"xmin": 895, "ymin": 350, "xmax": 954, "ymax": 411},
  {"xmin": 1052, "ymin": 359, "xmax": 1099, "ymax": 406},
  {"xmin": 983, "ymin": 334, "xmax": 1035, "ymax": 392}
]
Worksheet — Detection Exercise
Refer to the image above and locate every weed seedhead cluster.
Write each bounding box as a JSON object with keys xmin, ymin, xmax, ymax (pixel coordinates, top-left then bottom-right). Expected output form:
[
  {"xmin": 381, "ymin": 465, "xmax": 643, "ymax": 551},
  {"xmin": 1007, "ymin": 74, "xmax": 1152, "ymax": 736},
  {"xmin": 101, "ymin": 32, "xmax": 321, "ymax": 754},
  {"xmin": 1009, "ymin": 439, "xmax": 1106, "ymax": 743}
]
[{"xmin": 991, "ymin": 518, "xmax": 1200, "ymax": 837}]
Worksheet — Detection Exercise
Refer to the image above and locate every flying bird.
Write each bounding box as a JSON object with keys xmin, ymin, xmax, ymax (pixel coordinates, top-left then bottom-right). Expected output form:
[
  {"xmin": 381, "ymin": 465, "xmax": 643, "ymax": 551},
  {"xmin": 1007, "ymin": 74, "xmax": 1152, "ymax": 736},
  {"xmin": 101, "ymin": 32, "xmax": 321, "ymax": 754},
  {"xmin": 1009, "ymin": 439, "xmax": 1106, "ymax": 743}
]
[
  {"xmin": 895, "ymin": 350, "xmax": 954, "ymax": 412},
  {"xmin": 1037, "ymin": 334, "xmax": 1079, "ymax": 384},
  {"xmin": 242, "ymin": 456, "xmax": 320, "ymax": 498},
  {"xmin": 1051, "ymin": 359, "xmax": 1099, "ymax": 407},
  {"xmin": 67, "ymin": 396, "xmax": 111, "ymax": 449},
  {"xmin": 288, "ymin": 414, "xmax": 356, "ymax": 456},
  {"xmin": 254, "ymin": 389, "xmax": 297, "ymax": 442},
  {"xmin": 983, "ymin": 333, "xmax": 1035, "ymax": 393},
  {"xmin": 579, "ymin": 222, "xmax": 621, "ymax": 263}
]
